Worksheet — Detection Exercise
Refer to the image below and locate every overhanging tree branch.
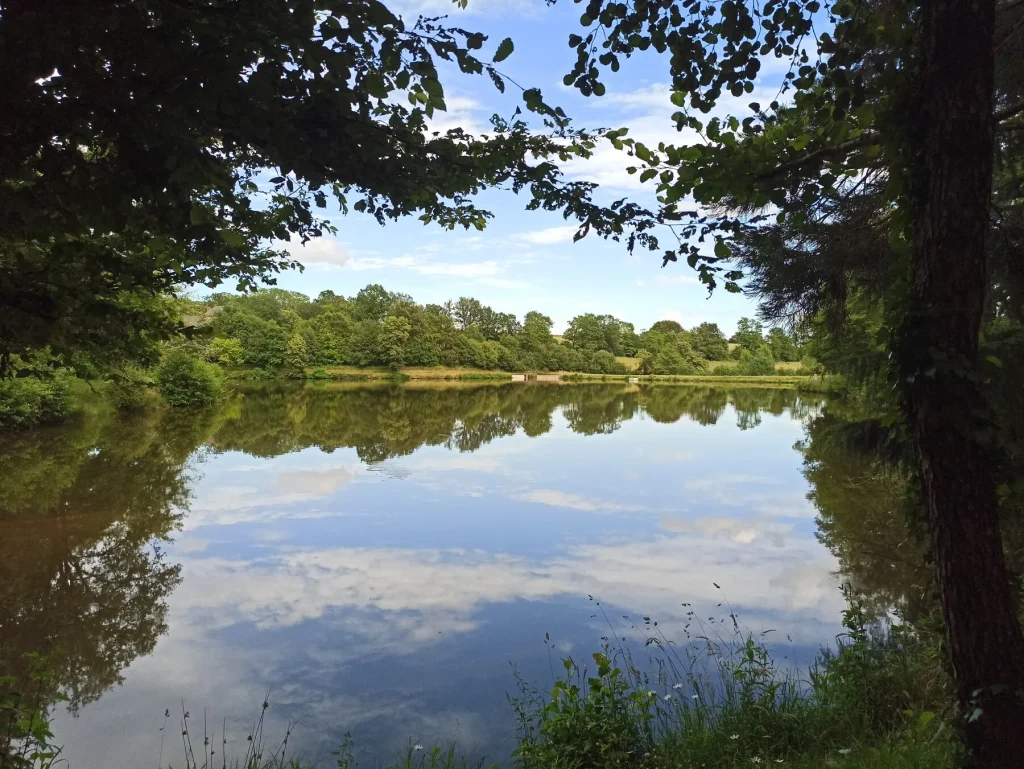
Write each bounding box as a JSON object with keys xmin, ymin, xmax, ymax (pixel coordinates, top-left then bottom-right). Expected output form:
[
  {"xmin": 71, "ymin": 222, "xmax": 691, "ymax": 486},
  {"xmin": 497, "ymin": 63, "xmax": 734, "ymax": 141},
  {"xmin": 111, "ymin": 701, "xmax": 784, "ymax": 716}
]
[
  {"xmin": 996, "ymin": 98, "xmax": 1024, "ymax": 121},
  {"xmin": 757, "ymin": 131, "xmax": 882, "ymax": 181}
]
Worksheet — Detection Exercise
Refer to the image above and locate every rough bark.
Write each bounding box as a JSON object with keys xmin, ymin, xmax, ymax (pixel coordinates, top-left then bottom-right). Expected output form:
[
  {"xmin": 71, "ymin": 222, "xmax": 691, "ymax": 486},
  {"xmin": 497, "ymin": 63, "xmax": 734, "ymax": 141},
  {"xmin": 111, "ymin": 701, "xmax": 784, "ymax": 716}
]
[{"xmin": 907, "ymin": 1, "xmax": 1024, "ymax": 766}]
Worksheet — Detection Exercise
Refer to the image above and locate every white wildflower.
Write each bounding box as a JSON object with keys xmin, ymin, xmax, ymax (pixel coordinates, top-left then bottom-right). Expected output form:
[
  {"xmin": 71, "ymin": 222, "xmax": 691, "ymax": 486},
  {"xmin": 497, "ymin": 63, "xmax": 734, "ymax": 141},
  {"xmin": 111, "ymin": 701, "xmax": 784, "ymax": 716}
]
[
  {"xmin": 838, "ymin": 749, "xmax": 851, "ymax": 756},
  {"xmin": 673, "ymin": 683, "xmax": 683, "ymax": 690},
  {"xmin": 648, "ymin": 690, "xmax": 657, "ymax": 698},
  {"xmin": 750, "ymin": 758, "xmax": 762, "ymax": 764},
  {"xmin": 413, "ymin": 745, "xmax": 424, "ymax": 752},
  {"xmin": 692, "ymin": 694, "xmax": 700, "ymax": 700},
  {"xmin": 730, "ymin": 734, "xmax": 739, "ymax": 741},
  {"xmin": 664, "ymin": 694, "xmax": 672, "ymax": 701}
]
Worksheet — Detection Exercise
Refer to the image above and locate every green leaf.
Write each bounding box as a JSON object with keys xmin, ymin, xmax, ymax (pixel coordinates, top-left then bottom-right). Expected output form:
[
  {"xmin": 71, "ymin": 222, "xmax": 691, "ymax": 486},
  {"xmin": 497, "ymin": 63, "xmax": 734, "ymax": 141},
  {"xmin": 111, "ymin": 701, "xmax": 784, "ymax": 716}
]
[
  {"xmin": 493, "ymin": 38, "xmax": 514, "ymax": 63},
  {"xmin": 221, "ymin": 230, "xmax": 246, "ymax": 248},
  {"xmin": 714, "ymin": 240, "xmax": 731, "ymax": 259}
]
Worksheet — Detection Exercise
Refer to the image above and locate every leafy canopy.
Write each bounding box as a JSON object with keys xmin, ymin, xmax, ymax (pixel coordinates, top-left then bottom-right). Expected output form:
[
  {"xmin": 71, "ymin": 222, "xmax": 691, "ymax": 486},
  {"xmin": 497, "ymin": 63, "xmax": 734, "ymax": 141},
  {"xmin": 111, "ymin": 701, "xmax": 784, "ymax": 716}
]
[{"xmin": 0, "ymin": 0, "xmax": 660, "ymax": 371}]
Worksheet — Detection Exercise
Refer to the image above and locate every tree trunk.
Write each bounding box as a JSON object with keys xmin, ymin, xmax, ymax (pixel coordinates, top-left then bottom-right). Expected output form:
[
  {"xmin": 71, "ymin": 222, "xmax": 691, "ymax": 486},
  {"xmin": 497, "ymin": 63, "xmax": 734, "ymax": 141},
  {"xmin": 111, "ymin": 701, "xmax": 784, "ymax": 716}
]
[{"xmin": 907, "ymin": 1, "xmax": 1024, "ymax": 766}]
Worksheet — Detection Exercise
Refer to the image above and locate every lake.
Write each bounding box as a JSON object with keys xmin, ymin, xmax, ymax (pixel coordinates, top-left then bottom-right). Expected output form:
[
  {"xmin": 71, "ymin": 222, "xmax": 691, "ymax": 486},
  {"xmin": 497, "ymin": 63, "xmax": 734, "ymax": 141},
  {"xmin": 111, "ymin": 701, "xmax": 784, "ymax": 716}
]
[{"xmin": 0, "ymin": 382, "xmax": 846, "ymax": 768}]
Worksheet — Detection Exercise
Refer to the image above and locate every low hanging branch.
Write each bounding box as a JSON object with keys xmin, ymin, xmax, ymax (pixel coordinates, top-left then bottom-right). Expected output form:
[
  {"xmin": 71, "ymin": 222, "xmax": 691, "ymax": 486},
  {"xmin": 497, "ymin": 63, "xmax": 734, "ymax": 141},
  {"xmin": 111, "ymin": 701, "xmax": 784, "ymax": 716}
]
[
  {"xmin": 995, "ymin": 97, "xmax": 1024, "ymax": 122},
  {"xmin": 757, "ymin": 131, "xmax": 882, "ymax": 182}
]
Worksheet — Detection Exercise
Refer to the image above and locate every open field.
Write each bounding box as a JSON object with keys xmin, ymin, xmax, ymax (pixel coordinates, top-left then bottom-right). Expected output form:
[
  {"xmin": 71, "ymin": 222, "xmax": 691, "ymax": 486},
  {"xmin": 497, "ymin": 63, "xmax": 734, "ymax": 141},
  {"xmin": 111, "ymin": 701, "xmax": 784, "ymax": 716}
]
[{"xmin": 614, "ymin": 357, "xmax": 805, "ymax": 373}]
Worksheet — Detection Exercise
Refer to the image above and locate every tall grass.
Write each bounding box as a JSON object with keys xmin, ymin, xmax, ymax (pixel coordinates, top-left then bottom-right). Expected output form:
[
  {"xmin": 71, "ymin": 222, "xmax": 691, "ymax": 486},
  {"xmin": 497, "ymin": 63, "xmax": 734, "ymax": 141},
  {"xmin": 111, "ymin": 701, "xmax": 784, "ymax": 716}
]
[
  {"xmin": 510, "ymin": 598, "xmax": 954, "ymax": 769},
  {"xmin": 795, "ymin": 375, "xmax": 849, "ymax": 394}
]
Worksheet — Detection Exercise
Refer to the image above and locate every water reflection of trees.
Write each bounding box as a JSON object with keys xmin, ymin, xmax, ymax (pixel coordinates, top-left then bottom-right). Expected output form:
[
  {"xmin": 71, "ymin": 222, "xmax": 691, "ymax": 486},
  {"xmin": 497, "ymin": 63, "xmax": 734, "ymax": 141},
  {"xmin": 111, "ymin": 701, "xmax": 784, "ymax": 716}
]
[
  {"xmin": 0, "ymin": 409, "xmax": 213, "ymax": 760},
  {"xmin": 800, "ymin": 400, "xmax": 1024, "ymax": 624},
  {"xmin": 798, "ymin": 410, "xmax": 932, "ymax": 621},
  {"xmin": 212, "ymin": 383, "xmax": 820, "ymax": 461},
  {"xmin": 0, "ymin": 382, "xmax": 820, "ymax": 761}
]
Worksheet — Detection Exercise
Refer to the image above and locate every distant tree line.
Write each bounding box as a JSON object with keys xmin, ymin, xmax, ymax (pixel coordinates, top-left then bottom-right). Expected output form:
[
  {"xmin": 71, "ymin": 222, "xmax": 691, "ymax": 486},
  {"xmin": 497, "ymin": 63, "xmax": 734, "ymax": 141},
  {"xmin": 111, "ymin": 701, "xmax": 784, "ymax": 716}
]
[
  {"xmin": 185, "ymin": 285, "xmax": 802, "ymax": 377},
  {"xmin": 0, "ymin": 283, "xmax": 806, "ymax": 427}
]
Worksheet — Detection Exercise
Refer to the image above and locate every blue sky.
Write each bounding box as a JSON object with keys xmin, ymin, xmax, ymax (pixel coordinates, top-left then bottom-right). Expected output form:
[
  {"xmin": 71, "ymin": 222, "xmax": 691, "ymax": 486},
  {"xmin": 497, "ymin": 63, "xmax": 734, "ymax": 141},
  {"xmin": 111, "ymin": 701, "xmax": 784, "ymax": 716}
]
[{"xmin": 271, "ymin": 0, "xmax": 788, "ymax": 335}]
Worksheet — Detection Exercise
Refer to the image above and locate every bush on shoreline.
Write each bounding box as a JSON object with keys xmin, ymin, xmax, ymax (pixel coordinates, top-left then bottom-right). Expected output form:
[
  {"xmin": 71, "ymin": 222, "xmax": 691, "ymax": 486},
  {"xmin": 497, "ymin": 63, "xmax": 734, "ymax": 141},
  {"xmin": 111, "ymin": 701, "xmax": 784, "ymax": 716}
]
[
  {"xmin": 155, "ymin": 349, "xmax": 225, "ymax": 406},
  {"xmin": 0, "ymin": 372, "xmax": 73, "ymax": 431}
]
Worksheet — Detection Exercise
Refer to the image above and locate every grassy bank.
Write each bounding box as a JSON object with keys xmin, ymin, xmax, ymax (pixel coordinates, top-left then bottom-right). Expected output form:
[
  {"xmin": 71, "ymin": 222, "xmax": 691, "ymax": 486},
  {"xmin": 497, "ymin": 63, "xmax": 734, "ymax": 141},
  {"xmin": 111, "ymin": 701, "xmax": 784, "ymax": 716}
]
[
  {"xmin": 3, "ymin": 368, "xmax": 846, "ymax": 434},
  {"xmin": 564, "ymin": 373, "xmax": 814, "ymax": 387},
  {"xmin": 614, "ymin": 357, "xmax": 807, "ymax": 375},
  {"xmin": 263, "ymin": 366, "xmax": 821, "ymax": 386},
  {"xmin": 795, "ymin": 375, "xmax": 848, "ymax": 394}
]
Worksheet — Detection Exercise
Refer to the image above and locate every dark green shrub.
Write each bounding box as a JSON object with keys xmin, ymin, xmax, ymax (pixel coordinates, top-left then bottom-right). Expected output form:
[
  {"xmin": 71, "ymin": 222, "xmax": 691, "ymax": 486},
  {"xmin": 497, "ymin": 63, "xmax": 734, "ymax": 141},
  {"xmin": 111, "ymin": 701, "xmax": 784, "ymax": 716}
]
[
  {"xmin": 514, "ymin": 653, "xmax": 658, "ymax": 769},
  {"xmin": 585, "ymin": 350, "xmax": 627, "ymax": 374},
  {"xmin": 742, "ymin": 347, "xmax": 778, "ymax": 376},
  {"xmin": 155, "ymin": 349, "xmax": 224, "ymax": 406},
  {"xmin": 106, "ymin": 367, "xmax": 153, "ymax": 411},
  {"xmin": 240, "ymin": 366, "xmax": 277, "ymax": 380},
  {"xmin": 0, "ymin": 373, "xmax": 73, "ymax": 430}
]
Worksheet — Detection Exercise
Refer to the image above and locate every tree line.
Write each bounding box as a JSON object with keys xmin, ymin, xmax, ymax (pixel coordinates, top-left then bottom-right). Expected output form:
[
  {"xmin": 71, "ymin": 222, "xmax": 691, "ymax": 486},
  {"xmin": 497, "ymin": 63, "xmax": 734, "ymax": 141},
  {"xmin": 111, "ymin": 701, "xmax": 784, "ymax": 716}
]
[
  {"xmin": 187, "ymin": 285, "xmax": 802, "ymax": 378},
  {"xmin": 0, "ymin": 280, "xmax": 806, "ymax": 426}
]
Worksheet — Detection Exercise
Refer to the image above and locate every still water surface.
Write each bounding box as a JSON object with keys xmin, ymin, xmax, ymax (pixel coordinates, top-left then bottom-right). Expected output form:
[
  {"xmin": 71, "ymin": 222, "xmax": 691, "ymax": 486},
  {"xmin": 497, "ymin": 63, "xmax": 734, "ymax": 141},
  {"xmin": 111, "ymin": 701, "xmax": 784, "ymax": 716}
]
[{"xmin": 0, "ymin": 383, "xmax": 844, "ymax": 767}]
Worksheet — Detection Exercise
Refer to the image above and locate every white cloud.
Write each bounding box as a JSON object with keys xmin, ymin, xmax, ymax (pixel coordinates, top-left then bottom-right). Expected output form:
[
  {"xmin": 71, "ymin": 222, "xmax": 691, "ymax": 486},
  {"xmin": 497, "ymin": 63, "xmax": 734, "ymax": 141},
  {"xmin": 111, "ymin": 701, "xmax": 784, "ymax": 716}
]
[
  {"xmin": 181, "ymin": 460, "xmax": 371, "ymax": 529},
  {"xmin": 348, "ymin": 255, "xmax": 417, "ymax": 271},
  {"xmin": 520, "ymin": 489, "xmax": 598, "ymax": 511},
  {"xmin": 397, "ymin": 446, "xmax": 528, "ymax": 475},
  {"xmin": 682, "ymin": 475, "xmax": 817, "ymax": 519},
  {"xmin": 657, "ymin": 273, "xmax": 701, "ymax": 286},
  {"xmin": 660, "ymin": 515, "xmax": 792, "ymax": 548},
  {"xmin": 657, "ymin": 309, "xmax": 703, "ymax": 327},
  {"xmin": 416, "ymin": 261, "xmax": 502, "ymax": 278},
  {"xmin": 285, "ymin": 237, "xmax": 351, "ymax": 267},
  {"xmin": 325, "ymin": 251, "xmax": 530, "ymax": 289},
  {"xmin": 279, "ymin": 466, "xmax": 361, "ymax": 496},
  {"xmin": 511, "ymin": 225, "xmax": 581, "ymax": 245},
  {"xmin": 424, "ymin": 95, "xmax": 487, "ymax": 135},
  {"xmin": 684, "ymin": 474, "xmax": 779, "ymax": 491},
  {"xmin": 597, "ymin": 83, "xmax": 674, "ymax": 112},
  {"xmin": 563, "ymin": 81, "xmax": 783, "ymax": 191},
  {"xmin": 168, "ymin": 528, "xmax": 842, "ymax": 645},
  {"xmin": 389, "ymin": 0, "xmax": 545, "ymax": 18},
  {"xmin": 518, "ymin": 489, "xmax": 644, "ymax": 513}
]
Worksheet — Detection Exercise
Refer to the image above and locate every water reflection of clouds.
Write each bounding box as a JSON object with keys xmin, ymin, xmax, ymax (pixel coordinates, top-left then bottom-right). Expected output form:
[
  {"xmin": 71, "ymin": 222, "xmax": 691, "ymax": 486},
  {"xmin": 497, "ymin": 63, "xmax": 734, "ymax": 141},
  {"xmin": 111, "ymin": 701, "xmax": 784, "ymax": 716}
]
[
  {"xmin": 182, "ymin": 454, "xmax": 372, "ymax": 529},
  {"xmin": 517, "ymin": 488, "xmax": 646, "ymax": 512},
  {"xmin": 48, "ymin": 389, "xmax": 841, "ymax": 767},
  {"xmin": 395, "ymin": 445, "xmax": 530, "ymax": 475},
  {"xmin": 661, "ymin": 515, "xmax": 792, "ymax": 547},
  {"xmin": 683, "ymin": 474, "xmax": 817, "ymax": 519},
  {"xmin": 171, "ymin": 529, "xmax": 841, "ymax": 648}
]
